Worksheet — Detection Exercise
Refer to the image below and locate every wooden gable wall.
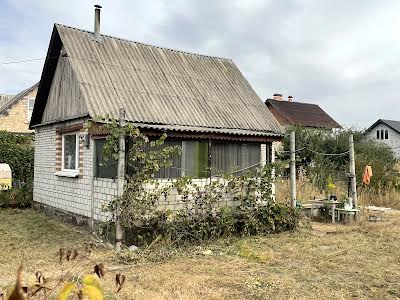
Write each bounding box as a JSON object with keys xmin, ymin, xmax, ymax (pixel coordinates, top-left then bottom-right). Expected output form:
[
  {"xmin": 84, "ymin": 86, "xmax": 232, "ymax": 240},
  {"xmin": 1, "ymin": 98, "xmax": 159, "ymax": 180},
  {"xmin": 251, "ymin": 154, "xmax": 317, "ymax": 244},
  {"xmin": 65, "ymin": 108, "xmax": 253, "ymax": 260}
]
[{"xmin": 42, "ymin": 47, "xmax": 87, "ymax": 124}]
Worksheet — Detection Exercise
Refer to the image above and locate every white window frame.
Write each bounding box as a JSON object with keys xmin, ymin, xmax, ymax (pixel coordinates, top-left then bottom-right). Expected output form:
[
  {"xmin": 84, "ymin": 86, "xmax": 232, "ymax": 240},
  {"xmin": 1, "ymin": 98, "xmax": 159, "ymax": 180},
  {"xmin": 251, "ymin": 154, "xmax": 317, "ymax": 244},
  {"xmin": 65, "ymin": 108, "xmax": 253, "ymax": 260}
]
[
  {"xmin": 25, "ymin": 97, "xmax": 35, "ymax": 123},
  {"xmin": 56, "ymin": 132, "xmax": 80, "ymax": 177}
]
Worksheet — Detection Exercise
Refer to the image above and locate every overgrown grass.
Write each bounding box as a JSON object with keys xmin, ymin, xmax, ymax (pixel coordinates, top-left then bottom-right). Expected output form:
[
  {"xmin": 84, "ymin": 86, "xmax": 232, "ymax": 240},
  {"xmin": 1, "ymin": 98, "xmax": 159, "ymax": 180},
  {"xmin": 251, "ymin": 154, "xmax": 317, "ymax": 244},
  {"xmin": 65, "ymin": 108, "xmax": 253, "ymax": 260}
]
[
  {"xmin": 276, "ymin": 179, "xmax": 400, "ymax": 209},
  {"xmin": 1, "ymin": 209, "xmax": 400, "ymax": 299}
]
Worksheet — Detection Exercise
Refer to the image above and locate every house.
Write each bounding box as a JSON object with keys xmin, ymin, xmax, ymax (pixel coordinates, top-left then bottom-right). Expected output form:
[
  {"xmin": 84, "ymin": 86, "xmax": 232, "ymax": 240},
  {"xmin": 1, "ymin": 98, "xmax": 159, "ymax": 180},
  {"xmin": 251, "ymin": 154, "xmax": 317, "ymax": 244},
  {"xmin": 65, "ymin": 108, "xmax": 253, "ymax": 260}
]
[
  {"xmin": 366, "ymin": 119, "xmax": 400, "ymax": 158},
  {"xmin": 29, "ymin": 6, "xmax": 283, "ymax": 226},
  {"xmin": 265, "ymin": 94, "xmax": 342, "ymax": 130},
  {"xmin": 0, "ymin": 83, "xmax": 38, "ymax": 134}
]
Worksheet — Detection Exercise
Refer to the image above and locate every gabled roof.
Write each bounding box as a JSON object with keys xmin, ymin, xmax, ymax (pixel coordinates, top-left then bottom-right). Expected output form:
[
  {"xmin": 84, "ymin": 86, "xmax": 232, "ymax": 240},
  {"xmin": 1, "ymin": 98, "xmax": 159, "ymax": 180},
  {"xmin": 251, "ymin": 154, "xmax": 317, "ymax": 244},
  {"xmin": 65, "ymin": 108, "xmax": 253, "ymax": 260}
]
[
  {"xmin": 265, "ymin": 99, "xmax": 342, "ymax": 129},
  {"xmin": 366, "ymin": 119, "xmax": 400, "ymax": 134},
  {"xmin": 0, "ymin": 83, "xmax": 38, "ymax": 115},
  {"xmin": 30, "ymin": 24, "xmax": 283, "ymax": 137}
]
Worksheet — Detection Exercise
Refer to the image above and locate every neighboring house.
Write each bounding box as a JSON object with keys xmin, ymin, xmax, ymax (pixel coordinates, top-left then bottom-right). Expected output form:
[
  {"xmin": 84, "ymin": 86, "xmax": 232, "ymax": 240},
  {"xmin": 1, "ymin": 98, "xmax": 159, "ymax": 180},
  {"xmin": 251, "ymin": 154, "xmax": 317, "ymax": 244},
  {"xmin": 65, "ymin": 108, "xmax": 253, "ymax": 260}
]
[
  {"xmin": 29, "ymin": 7, "xmax": 283, "ymax": 226},
  {"xmin": 265, "ymin": 94, "xmax": 342, "ymax": 130},
  {"xmin": 366, "ymin": 119, "xmax": 400, "ymax": 158},
  {"xmin": 0, "ymin": 83, "xmax": 38, "ymax": 134}
]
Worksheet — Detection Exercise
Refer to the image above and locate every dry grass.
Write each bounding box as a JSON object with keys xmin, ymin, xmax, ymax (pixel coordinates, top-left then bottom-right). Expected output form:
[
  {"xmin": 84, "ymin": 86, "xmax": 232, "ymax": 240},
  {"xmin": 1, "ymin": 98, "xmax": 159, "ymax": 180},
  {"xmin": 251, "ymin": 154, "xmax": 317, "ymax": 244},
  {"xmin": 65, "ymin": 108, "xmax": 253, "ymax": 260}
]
[
  {"xmin": 275, "ymin": 178, "xmax": 400, "ymax": 209},
  {"xmin": 1, "ymin": 208, "xmax": 400, "ymax": 299}
]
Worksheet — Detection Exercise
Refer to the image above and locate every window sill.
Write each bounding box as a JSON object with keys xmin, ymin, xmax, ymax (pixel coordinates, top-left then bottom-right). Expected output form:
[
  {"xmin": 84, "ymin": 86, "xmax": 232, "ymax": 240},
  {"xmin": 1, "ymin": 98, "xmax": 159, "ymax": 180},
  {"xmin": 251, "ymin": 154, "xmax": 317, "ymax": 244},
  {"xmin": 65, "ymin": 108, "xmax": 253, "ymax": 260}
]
[{"xmin": 55, "ymin": 170, "xmax": 80, "ymax": 178}]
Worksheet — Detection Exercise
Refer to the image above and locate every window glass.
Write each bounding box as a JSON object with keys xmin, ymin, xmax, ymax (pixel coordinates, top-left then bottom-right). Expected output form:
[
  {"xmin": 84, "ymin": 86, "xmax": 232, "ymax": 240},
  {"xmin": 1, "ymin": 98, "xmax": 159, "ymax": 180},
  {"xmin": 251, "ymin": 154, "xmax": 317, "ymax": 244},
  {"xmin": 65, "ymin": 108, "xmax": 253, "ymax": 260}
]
[
  {"xmin": 211, "ymin": 142, "xmax": 260, "ymax": 176},
  {"xmin": 63, "ymin": 134, "xmax": 77, "ymax": 170},
  {"xmin": 95, "ymin": 139, "xmax": 118, "ymax": 178},
  {"xmin": 183, "ymin": 141, "xmax": 209, "ymax": 178},
  {"xmin": 385, "ymin": 130, "xmax": 389, "ymax": 139},
  {"xmin": 27, "ymin": 98, "xmax": 35, "ymax": 122},
  {"xmin": 376, "ymin": 130, "xmax": 380, "ymax": 139},
  {"xmin": 380, "ymin": 130, "xmax": 384, "ymax": 140},
  {"xmin": 127, "ymin": 140, "xmax": 182, "ymax": 178},
  {"xmin": 125, "ymin": 139, "xmax": 262, "ymax": 179}
]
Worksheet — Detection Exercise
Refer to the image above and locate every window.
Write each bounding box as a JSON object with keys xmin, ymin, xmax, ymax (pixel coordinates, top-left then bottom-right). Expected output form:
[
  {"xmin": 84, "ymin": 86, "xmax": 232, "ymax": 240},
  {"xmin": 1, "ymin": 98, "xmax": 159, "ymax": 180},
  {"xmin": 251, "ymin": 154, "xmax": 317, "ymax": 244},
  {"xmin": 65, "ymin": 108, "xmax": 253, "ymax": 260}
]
[
  {"xmin": 182, "ymin": 141, "xmax": 209, "ymax": 178},
  {"xmin": 26, "ymin": 97, "xmax": 35, "ymax": 123},
  {"xmin": 211, "ymin": 142, "xmax": 261, "ymax": 176},
  {"xmin": 127, "ymin": 140, "xmax": 183, "ymax": 179},
  {"xmin": 125, "ymin": 139, "xmax": 262, "ymax": 179},
  {"xmin": 62, "ymin": 132, "xmax": 79, "ymax": 172},
  {"xmin": 95, "ymin": 139, "xmax": 118, "ymax": 178},
  {"xmin": 376, "ymin": 130, "xmax": 380, "ymax": 140},
  {"xmin": 385, "ymin": 130, "xmax": 389, "ymax": 140},
  {"xmin": 380, "ymin": 130, "xmax": 384, "ymax": 140}
]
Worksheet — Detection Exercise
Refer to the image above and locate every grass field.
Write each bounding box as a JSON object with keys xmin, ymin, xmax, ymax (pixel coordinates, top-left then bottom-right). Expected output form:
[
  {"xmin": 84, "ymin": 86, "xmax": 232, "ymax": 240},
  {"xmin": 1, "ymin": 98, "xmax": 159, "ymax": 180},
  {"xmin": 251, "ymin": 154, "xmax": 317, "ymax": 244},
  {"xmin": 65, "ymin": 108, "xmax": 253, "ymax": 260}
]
[{"xmin": 1, "ymin": 209, "xmax": 400, "ymax": 299}]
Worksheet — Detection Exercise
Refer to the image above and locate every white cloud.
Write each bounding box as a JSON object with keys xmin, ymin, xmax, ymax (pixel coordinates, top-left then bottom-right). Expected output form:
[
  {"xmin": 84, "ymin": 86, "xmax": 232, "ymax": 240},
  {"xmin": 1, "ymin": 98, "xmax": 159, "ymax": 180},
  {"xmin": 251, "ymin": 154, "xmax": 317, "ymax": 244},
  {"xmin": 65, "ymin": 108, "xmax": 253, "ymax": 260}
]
[{"xmin": 0, "ymin": 0, "xmax": 399, "ymax": 127}]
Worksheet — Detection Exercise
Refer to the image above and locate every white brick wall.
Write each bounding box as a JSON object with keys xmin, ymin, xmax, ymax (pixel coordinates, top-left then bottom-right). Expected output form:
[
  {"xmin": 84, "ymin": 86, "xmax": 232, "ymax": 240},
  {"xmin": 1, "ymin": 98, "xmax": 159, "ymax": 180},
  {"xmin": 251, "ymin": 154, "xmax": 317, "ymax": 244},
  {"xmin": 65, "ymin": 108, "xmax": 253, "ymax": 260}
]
[
  {"xmin": 34, "ymin": 126, "xmax": 271, "ymax": 222},
  {"xmin": 34, "ymin": 119, "xmax": 93, "ymax": 218}
]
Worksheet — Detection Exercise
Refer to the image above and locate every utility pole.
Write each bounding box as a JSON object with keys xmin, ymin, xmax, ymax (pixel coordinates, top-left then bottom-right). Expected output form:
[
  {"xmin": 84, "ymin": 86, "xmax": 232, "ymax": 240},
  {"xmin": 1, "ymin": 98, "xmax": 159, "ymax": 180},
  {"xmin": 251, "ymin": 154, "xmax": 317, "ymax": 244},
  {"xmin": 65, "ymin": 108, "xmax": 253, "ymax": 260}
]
[
  {"xmin": 349, "ymin": 134, "xmax": 358, "ymax": 209},
  {"xmin": 116, "ymin": 108, "xmax": 126, "ymax": 252},
  {"xmin": 290, "ymin": 131, "xmax": 296, "ymax": 207}
]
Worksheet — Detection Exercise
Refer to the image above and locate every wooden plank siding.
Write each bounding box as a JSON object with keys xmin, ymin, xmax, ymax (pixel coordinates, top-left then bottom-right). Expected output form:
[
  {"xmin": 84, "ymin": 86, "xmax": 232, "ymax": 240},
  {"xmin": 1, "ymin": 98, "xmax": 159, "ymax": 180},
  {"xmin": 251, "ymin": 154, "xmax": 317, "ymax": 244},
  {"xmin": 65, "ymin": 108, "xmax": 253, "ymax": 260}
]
[{"xmin": 42, "ymin": 47, "xmax": 87, "ymax": 124}]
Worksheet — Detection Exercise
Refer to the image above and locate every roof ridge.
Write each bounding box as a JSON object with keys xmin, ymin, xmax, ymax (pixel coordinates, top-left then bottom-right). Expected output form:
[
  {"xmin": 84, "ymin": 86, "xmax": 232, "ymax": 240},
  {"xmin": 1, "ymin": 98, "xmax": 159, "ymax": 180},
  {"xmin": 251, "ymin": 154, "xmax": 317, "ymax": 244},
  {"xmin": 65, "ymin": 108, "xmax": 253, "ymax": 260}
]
[
  {"xmin": 55, "ymin": 23, "xmax": 234, "ymax": 62},
  {"xmin": 380, "ymin": 118, "xmax": 400, "ymax": 122},
  {"xmin": 266, "ymin": 98, "xmax": 321, "ymax": 107}
]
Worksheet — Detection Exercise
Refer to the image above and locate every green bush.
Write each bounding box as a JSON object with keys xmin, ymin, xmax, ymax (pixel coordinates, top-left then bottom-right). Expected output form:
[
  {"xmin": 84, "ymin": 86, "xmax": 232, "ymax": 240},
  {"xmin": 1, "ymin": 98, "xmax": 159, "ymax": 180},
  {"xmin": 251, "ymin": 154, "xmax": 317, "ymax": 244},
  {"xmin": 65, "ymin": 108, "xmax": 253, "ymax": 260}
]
[
  {"xmin": 0, "ymin": 183, "xmax": 33, "ymax": 208},
  {"xmin": 93, "ymin": 120, "xmax": 300, "ymax": 247},
  {"xmin": 124, "ymin": 203, "xmax": 299, "ymax": 246},
  {"xmin": 121, "ymin": 166, "xmax": 299, "ymax": 247},
  {"xmin": 0, "ymin": 131, "xmax": 34, "ymax": 208}
]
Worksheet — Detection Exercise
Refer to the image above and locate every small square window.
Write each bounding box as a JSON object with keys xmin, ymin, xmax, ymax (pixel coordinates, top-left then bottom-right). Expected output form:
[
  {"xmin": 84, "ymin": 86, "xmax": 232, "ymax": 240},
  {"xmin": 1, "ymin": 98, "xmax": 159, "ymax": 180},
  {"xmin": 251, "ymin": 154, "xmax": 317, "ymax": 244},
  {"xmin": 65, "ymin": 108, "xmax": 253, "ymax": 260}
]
[{"xmin": 62, "ymin": 133, "xmax": 79, "ymax": 171}]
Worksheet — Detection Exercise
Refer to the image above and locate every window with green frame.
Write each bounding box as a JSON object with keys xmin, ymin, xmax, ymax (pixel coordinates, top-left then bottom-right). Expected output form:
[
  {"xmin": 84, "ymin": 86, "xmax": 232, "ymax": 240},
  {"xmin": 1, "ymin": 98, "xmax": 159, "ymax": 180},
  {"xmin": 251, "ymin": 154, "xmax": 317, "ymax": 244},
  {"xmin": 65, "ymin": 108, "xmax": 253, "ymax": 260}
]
[{"xmin": 182, "ymin": 141, "xmax": 209, "ymax": 178}]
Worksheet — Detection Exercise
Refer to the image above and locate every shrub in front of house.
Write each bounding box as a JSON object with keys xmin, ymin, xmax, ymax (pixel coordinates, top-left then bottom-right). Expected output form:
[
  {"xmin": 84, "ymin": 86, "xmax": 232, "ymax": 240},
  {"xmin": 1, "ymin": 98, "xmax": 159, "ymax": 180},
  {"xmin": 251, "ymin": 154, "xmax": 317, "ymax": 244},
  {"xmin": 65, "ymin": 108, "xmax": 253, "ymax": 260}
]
[
  {"xmin": 91, "ymin": 119, "xmax": 300, "ymax": 247},
  {"xmin": 0, "ymin": 131, "xmax": 34, "ymax": 208}
]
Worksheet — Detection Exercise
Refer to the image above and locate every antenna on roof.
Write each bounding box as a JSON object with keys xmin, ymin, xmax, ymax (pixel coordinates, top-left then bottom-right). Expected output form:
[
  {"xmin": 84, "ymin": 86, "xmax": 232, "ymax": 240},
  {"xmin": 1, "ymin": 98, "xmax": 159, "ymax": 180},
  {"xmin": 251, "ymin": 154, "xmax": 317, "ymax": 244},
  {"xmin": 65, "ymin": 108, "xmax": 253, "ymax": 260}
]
[{"xmin": 94, "ymin": 4, "xmax": 102, "ymax": 40}]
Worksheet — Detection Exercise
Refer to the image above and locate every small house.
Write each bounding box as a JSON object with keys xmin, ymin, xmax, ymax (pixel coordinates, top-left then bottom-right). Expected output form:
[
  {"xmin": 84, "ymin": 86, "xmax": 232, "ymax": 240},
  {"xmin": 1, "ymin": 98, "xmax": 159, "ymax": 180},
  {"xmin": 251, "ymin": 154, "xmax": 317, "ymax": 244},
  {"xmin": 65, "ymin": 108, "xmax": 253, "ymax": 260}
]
[
  {"xmin": 30, "ymin": 6, "xmax": 283, "ymax": 226},
  {"xmin": 0, "ymin": 83, "xmax": 38, "ymax": 134},
  {"xmin": 366, "ymin": 119, "xmax": 400, "ymax": 158},
  {"xmin": 265, "ymin": 94, "xmax": 342, "ymax": 130}
]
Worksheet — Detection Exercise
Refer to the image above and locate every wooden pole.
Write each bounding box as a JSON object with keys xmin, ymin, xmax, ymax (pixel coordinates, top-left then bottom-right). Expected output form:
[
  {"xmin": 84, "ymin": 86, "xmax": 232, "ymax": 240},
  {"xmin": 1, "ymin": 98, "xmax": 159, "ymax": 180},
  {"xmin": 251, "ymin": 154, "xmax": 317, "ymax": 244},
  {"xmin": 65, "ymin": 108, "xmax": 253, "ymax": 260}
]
[
  {"xmin": 349, "ymin": 134, "xmax": 358, "ymax": 209},
  {"xmin": 271, "ymin": 143, "xmax": 276, "ymax": 202},
  {"xmin": 290, "ymin": 131, "xmax": 296, "ymax": 207},
  {"xmin": 116, "ymin": 108, "xmax": 126, "ymax": 252}
]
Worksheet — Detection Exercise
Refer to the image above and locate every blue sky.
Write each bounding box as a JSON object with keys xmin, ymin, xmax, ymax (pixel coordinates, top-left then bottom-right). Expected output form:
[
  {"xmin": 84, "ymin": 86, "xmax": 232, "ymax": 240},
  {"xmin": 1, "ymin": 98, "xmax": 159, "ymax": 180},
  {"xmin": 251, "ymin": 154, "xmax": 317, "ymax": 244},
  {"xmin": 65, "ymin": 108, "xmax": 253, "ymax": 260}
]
[{"xmin": 1, "ymin": 0, "xmax": 400, "ymax": 128}]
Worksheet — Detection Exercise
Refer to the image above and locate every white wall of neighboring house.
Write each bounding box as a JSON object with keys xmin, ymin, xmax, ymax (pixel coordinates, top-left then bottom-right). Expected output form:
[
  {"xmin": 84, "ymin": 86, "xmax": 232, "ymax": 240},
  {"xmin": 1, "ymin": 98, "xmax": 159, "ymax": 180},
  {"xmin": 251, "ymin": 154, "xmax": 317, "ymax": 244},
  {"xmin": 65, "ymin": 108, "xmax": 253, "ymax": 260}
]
[{"xmin": 366, "ymin": 123, "xmax": 400, "ymax": 158}]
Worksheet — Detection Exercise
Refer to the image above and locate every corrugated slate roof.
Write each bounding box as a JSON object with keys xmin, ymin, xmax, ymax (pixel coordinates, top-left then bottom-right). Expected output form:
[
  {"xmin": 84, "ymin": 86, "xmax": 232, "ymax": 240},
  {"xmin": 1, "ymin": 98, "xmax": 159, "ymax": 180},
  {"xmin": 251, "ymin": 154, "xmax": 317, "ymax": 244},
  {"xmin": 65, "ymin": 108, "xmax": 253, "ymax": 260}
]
[
  {"xmin": 265, "ymin": 99, "xmax": 341, "ymax": 129},
  {"xmin": 0, "ymin": 83, "xmax": 38, "ymax": 114},
  {"xmin": 31, "ymin": 24, "xmax": 283, "ymax": 137},
  {"xmin": 0, "ymin": 94, "xmax": 14, "ymax": 108},
  {"xmin": 366, "ymin": 119, "xmax": 400, "ymax": 134}
]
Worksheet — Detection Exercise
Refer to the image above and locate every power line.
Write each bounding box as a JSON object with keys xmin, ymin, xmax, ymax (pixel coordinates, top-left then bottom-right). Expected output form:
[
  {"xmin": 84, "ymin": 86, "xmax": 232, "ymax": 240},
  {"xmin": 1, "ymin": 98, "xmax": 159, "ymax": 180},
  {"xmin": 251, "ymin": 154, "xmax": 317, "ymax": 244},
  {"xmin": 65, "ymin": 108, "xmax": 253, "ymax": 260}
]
[
  {"xmin": 279, "ymin": 147, "xmax": 349, "ymax": 156},
  {"xmin": 304, "ymin": 147, "xmax": 349, "ymax": 156},
  {"xmin": 0, "ymin": 58, "xmax": 46, "ymax": 65}
]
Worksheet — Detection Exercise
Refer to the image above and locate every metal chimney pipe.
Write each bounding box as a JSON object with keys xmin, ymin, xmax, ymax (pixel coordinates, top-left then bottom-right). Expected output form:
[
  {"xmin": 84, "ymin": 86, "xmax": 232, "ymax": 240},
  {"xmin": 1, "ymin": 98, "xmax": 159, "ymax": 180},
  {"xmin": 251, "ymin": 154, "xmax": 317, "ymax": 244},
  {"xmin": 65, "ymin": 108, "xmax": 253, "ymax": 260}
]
[{"xmin": 94, "ymin": 5, "xmax": 102, "ymax": 39}]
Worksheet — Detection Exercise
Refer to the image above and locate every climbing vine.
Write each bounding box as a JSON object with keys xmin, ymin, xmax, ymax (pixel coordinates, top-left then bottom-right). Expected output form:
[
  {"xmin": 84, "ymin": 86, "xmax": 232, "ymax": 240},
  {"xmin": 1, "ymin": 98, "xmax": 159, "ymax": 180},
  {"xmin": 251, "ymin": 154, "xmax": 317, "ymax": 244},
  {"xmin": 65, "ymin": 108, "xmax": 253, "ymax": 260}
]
[{"xmin": 90, "ymin": 118, "xmax": 299, "ymax": 246}]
